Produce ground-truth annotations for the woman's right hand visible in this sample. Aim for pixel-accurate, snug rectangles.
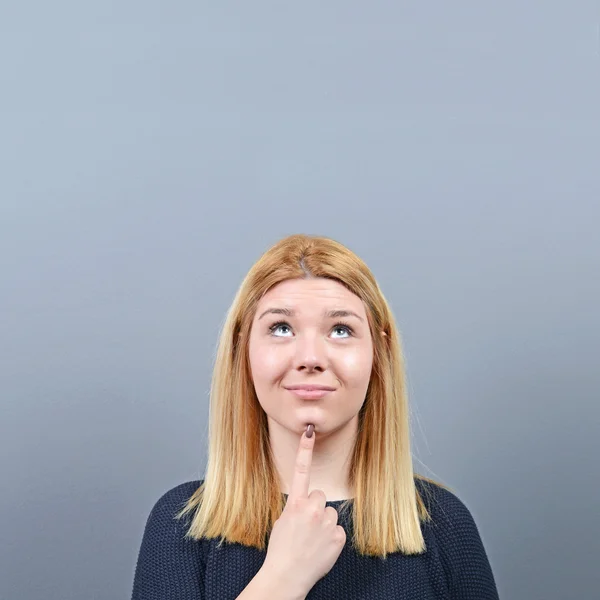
[261,424,347,597]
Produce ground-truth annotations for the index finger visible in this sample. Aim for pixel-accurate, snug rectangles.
[288,424,315,502]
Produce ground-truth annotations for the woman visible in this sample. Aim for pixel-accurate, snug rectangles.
[131,234,500,599]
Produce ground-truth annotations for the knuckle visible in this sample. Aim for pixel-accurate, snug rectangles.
[325,506,339,521]
[290,497,305,511]
[309,489,326,501]
[295,461,310,474]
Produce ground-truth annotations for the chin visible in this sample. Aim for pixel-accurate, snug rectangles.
[292,419,320,433]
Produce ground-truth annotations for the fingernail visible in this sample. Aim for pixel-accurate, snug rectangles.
[306,424,314,438]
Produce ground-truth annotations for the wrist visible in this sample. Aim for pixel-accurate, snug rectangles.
[254,566,307,600]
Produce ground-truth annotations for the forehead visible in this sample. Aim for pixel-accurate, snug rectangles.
[256,277,365,313]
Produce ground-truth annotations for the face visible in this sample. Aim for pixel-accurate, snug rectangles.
[248,277,374,437]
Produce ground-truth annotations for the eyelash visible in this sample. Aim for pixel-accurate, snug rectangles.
[268,320,354,337]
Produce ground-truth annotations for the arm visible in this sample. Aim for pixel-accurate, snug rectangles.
[434,488,500,600]
[131,483,205,600]
[131,483,305,600]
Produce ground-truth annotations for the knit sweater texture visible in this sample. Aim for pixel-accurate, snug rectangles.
[131,477,499,599]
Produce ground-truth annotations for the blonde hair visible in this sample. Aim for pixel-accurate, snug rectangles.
[176,233,447,557]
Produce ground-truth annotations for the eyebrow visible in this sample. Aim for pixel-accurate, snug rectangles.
[257,307,364,322]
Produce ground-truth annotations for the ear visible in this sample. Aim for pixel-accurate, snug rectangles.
[381,330,388,337]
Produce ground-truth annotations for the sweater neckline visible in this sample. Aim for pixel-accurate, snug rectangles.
[282,493,353,505]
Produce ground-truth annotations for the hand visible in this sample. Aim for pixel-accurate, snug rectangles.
[261,424,347,597]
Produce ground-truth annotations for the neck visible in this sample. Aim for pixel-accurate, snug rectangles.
[268,416,358,501]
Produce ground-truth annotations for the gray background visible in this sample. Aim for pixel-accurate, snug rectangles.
[1,2,599,599]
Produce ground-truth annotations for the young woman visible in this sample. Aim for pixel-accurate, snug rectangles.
[131,234,500,599]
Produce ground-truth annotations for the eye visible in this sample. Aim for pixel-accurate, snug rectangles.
[269,321,293,337]
[268,321,354,339]
[330,322,353,339]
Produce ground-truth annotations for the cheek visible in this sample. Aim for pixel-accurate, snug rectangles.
[249,340,288,384]
[337,346,373,387]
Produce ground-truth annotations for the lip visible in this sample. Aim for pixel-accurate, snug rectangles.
[286,389,333,399]
[284,384,336,400]
[284,384,336,391]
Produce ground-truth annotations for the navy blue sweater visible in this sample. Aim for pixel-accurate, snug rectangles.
[131,478,499,599]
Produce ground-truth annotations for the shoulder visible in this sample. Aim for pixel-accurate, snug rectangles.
[140,479,205,546]
[414,476,476,531]
[131,480,206,598]
[414,476,499,597]
[414,476,488,561]
[148,480,204,520]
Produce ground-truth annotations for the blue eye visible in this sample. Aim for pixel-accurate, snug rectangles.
[331,323,353,338]
[268,321,354,338]
[269,322,293,337]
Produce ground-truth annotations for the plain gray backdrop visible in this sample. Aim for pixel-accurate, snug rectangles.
[1,2,599,599]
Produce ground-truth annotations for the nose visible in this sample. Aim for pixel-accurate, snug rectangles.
[293,332,326,373]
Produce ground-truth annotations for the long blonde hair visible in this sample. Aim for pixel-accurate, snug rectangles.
[177,234,446,557]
